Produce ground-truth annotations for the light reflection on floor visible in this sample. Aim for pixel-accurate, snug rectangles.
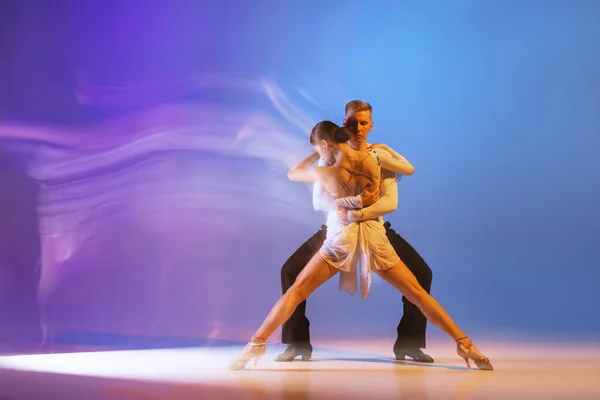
[1,339,599,399]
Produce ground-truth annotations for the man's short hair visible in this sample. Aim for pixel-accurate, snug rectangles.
[345,100,372,115]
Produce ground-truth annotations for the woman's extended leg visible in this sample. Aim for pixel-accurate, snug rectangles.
[374,261,493,370]
[230,253,339,369]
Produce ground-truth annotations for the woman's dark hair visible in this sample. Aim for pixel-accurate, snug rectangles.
[309,120,354,145]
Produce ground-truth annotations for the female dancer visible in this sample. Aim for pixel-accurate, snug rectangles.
[230,121,493,370]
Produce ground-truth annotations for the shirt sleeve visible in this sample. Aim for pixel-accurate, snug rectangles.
[372,148,412,175]
[336,195,362,209]
[312,158,337,212]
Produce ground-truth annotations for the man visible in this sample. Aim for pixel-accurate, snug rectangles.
[276,100,434,363]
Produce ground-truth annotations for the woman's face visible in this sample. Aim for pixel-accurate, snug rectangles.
[313,139,336,164]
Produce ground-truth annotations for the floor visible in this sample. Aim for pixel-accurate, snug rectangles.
[1,339,599,400]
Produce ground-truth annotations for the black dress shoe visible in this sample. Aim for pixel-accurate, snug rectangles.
[274,344,312,362]
[395,348,434,363]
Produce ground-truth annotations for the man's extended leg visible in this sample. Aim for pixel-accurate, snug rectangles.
[385,222,434,363]
[276,225,327,361]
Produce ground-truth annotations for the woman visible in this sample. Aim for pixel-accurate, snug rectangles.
[230,121,493,371]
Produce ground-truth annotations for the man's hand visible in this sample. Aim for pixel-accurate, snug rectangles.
[337,186,380,222]
[358,185,380,207]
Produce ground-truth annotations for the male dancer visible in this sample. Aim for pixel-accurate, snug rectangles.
[276,100,434,363]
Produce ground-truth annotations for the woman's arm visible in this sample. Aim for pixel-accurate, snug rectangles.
[312,158,337,212]
[287,152,323,183]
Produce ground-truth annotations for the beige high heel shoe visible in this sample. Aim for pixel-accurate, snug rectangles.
[456,336,494,370]
[229,337,266,370]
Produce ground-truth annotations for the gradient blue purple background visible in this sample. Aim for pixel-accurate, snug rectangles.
[1,0,599,353]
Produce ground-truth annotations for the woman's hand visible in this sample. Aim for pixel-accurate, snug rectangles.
[336,207,349,222]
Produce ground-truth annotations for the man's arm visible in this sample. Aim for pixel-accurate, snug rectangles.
[334,146,407,212]
[345,171,399,222]
[313,158,380,212]
[371,146,415,176]
[336,145,410,213]
[313,146,406,212]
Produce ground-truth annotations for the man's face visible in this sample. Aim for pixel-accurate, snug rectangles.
[344,110,373,146]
